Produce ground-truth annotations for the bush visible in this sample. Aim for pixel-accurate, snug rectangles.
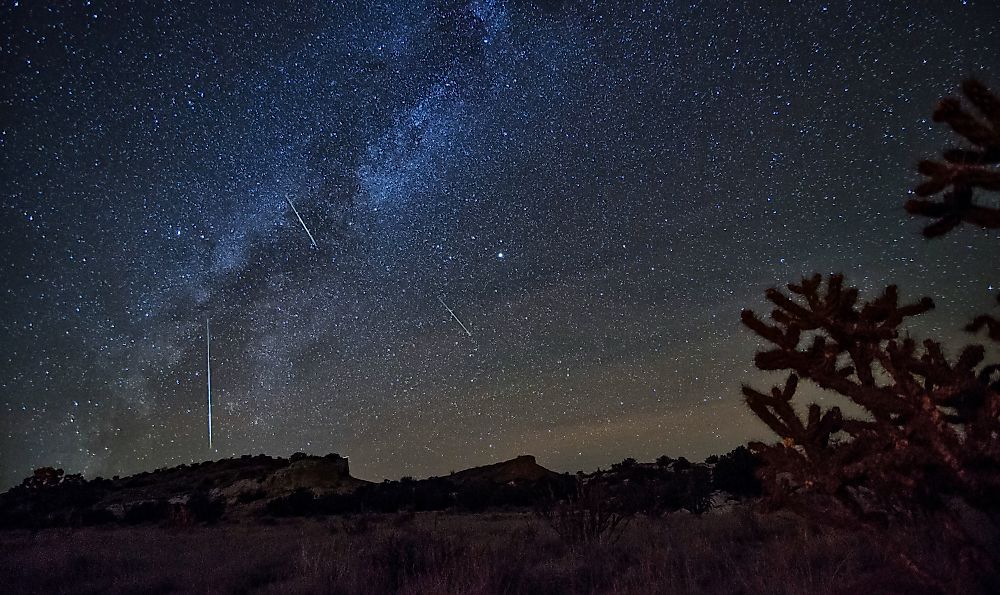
[611,458,637,472]
[711,446,761,498]
[124,500,169,525]
[237,489,267,504]
[188,491,225,524]
[538,478,632,545]
[265,488,316,517]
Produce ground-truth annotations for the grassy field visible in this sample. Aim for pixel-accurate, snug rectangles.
[0,507,955,594]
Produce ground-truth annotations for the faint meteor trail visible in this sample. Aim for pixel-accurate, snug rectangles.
[438,296,473,337]
[285,196,318,248]
[206,318,213,451]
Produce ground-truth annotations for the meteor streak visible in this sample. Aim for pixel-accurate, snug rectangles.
[438,296,473,337]
[206,318,213,451]
[286,196,318,248]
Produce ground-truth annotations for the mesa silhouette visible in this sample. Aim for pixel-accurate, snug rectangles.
[0,449,761,528]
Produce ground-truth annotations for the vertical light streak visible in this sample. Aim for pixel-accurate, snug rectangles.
[206,318,213,451]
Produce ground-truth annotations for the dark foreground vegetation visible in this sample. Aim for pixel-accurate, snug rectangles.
[0,509,963,595]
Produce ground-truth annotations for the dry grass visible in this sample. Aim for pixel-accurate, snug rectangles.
[0,508,945,594]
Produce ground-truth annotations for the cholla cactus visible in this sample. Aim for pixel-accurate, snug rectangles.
[741,274,999,590]
[742,274,998,509]
[907,80,1000,237]
[740,80,1000,592]
[911,80,1000,355]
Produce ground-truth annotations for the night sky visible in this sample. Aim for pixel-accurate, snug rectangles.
[2,1,999,488]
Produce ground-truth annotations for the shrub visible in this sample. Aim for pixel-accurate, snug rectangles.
[265,488,316,517]
[611,457,637,472]
[538,478,632,545]
[188,491,226,524]
[711,446,762,498]
[237,489,267,504]
[124,500,169,525]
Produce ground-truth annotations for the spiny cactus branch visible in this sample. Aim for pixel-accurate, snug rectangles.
[910,80,1000,237]
[743,272,999,511]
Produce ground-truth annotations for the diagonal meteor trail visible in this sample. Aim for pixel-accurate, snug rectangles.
[438,296,473,337]
[285,196,318,248]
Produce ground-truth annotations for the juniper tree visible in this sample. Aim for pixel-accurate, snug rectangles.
[740,80,1000,592]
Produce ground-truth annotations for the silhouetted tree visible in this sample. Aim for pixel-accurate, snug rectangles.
[656,465,712,514]
[611,457,637,472]
[21,467,64,490]
[741,80,1000,593]
[711,446,762,498]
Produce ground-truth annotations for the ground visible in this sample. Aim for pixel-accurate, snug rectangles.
[0,507,956,594]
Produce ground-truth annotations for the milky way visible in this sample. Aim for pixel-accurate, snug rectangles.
[2,1,999,487]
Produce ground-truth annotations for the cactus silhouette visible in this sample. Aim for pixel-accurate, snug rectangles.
[908,80,1000,237]
[742,80,1000,593]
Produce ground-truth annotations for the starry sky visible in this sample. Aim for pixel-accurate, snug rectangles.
[2,1,999,488]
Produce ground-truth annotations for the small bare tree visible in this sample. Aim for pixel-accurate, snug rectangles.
[539,477,631,545]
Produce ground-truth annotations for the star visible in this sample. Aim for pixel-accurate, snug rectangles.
[0,0,997,486]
